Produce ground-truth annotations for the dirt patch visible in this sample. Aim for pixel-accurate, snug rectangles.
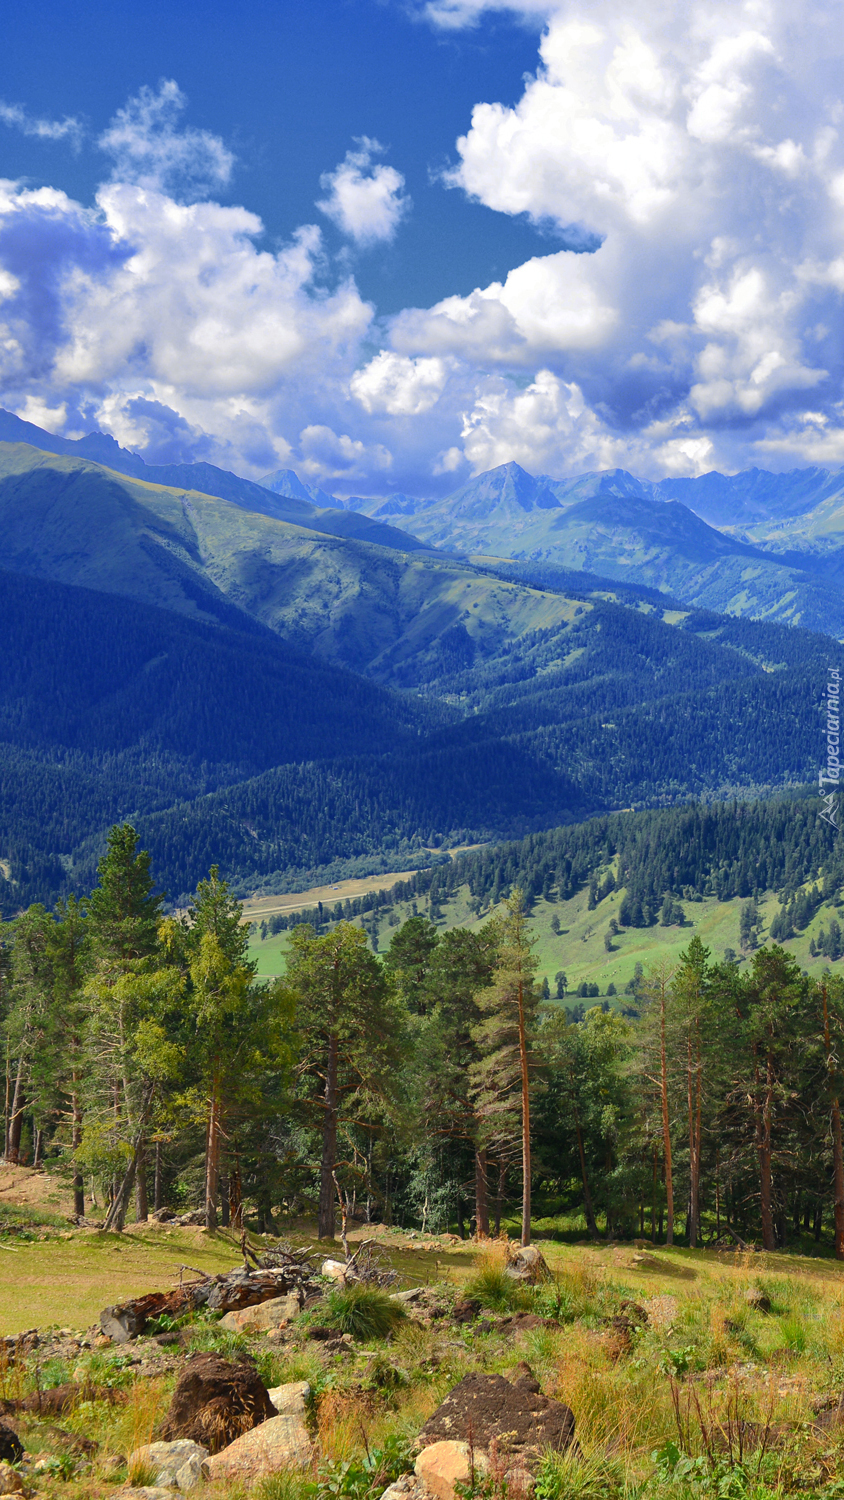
[0,1166,72,1217]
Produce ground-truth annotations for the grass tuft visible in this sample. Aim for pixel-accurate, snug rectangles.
[321,1283,408,1340]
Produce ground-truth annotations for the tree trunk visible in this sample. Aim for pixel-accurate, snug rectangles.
[318,1032,339,1239]
[154,1139,163,1212]
[3,1040,10,1162]
[494,1159,506,1235]
[659,974,674,1245]
[7,1066,25,1165]
[755,1041,776,1252]
[205,1087,220,1232]
[230,1154,243,1229]
[516,973,532,1246]
[104,1086,155,1233]
[822,985,844,1259]
[71,1078,85,1218]
[220,1176,230,1227]
[33,1126,43,1170]
[574,1109,599,1239]
[135,1140,148,1222]
[474,1146,489,1237]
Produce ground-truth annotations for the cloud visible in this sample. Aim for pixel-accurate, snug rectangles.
[7,16,844,497]
[317,138,410,246]
[351,352,449,414]
[0,101,83,150]
[411,0,553,27]
[459,368,623,474]
[98,80,235,198]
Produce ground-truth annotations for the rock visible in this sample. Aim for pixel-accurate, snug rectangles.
[0,1463,31,1497]
[0,1425,22,1465]
[117,1490,175,1499]
[378,1478,427,1500]
[101,1305,145,1343]
[321,1258,350,1282]
[267,1381,310,1416]
[451,1298,482,1324]
[127,1440,208,1491]
[218,1292,301,1333]
[202,1413,313,1481]
[506,1245,550,1284]
[744,1288,772,1314]
[415,1441,490,1500]
[496,1313,560,1337]
[419,1372,575,1467]
[390,1288,424,1305]
[159,1353,275,1453]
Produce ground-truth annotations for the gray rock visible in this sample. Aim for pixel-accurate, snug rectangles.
[127,1440,208,1492]
[100,1306,143,1343]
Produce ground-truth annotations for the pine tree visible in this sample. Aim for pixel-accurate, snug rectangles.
[283,922,403,1240]
[470,890,539,1246]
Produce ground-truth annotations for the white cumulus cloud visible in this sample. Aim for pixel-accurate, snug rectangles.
[317,138,410,246]
[98,80,235,198]
[351,352,449,414]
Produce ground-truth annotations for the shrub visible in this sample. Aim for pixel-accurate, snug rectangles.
[320,1283,407,1341]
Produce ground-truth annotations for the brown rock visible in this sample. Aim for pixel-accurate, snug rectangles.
[159,1353,274,1454]
[497,1313,560,1338]
[0,1462,31,1497]
[419,1372,575,1466]
[744,1288,772,1314]
[202,1413,313,1481]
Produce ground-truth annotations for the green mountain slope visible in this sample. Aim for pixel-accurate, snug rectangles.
[0,443,580,687]
[369,461,844,637]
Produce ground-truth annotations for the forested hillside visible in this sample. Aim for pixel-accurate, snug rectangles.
[4,821,844,1260]
[1,430,843,913]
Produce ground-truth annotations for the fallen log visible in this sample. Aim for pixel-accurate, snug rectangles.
[100,1246,320,1341]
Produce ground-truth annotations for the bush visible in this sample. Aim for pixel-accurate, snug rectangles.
[465,1256,532,1314]
[320,1282,407,1340]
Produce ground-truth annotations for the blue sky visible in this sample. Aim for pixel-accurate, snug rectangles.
[2,0,844,495]
[3,0,557,314]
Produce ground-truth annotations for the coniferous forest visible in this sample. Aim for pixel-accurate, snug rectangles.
[5,818,844,1257]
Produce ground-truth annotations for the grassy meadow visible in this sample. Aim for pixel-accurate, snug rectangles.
[6,1208,844,1499]
[248,870,844,996]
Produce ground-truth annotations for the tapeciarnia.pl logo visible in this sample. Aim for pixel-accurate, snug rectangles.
[821,667,841,828]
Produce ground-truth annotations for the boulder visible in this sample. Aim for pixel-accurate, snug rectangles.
[505,1246,550,1284]
[419,1372,575,1467]
[202,1413,313,1482]
[159,1353,275,1453]
[218,1292,301,1334]
[267,1381,310,1416]
[0,1463,31,1497]
[415,1441,489,1500]
[127,1439,208,1491]
[0,1424,22,1465]
[100,1306,145,1344]
[321,1259,350,1283]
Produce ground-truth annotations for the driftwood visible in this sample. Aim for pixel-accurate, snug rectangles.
[100,1244,320,1342]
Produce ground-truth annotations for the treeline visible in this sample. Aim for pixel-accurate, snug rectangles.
[382,793,844,928]
[4,823,844,1255]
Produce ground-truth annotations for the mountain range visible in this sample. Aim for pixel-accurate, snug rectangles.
[2,408,843,914]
